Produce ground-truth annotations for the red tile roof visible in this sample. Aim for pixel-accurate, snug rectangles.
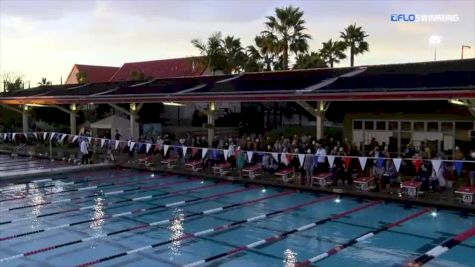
[65,64,120,84]
[109,57,207,82]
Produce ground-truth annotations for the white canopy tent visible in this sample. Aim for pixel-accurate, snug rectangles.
[90,115,138,140]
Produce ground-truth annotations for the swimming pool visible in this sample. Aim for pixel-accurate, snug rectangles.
[0,168,474,267]
[0,154,70,174]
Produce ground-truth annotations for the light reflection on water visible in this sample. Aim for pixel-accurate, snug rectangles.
[283,249,297,267]
[168,208,185,259]
[90,194,105,249]
[29,184,44,229]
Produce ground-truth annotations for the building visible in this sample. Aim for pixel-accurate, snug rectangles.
[65,64,120,84]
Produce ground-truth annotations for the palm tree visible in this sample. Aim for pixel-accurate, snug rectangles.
[319,39,347,68]
[222,36,247,73]
[263,6,311,70]
[340,23,369,67]
[293,52,327,69]
[37,77,52,86]
[254,33,280,71]
[245,45,264,72]
[191,32,226,74]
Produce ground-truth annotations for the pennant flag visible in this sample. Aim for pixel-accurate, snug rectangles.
[50,132,55,141]
[224,149,229,161]
[129,142,135,151]
[192,148,198,156]
[164,145,169,156]
[202,148,208,159]
[127,140,131,147]
[246,151,253,162]
[43,132,47,140]
[115,140,120,150]
[182,146,188,158]
[72,135,79,143]
[327,155,335,168]
[23,133,27,139]
[271,152,279,162]
[12,133,16,139]
[358,157,368,170]
[343,157,352,168]
[412,159,422,172]
[431,159,442,176]
[298,154,305,167]
[393,158,402,172]
[100,139,106,148]
[146,143,152,153]
[87,137,92,143]
[281,153,289,166]
[454,161,463,175]
[33,132,37,139]
[61,134,67,142]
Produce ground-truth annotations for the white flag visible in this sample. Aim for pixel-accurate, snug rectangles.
[50,132,55,141]
[72,135,79,143]
[33,132,38,139]
[182,146,188,158]
[87,137,92,143]
[61,134,67,142]
[100,139,106,148]
[43,132,47,140]
[246,151,253,162]
[393,158,402,172]
[298,154,305,167]
[327,155,335,168]
[271,152,279,162]
[12,133,16,139]
[202,148,208,159]
[358,157,368,170]
[224,149,229,161]
[431,159,442,176]
[164,144,169,155]
[115,140,120,150]
[129,142,135,151]
[146,143,152,153]
[24,133,28,138]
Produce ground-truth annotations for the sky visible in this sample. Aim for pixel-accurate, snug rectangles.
[0,0,474,87]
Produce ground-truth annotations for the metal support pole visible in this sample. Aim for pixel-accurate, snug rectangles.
[22,106,29,133]
[207,102,216,146]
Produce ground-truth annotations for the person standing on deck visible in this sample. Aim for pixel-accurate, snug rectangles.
[80,138,89,165]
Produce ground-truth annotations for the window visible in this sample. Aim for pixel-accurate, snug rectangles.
[427,122,439,131]
[376,121,386,130]
[456,121,474,130]
[353,120,363,130]
[441,122,453,132]
[414,122,424,131]
[364,121,374,130]
[388,121,398,131]
[401,121,411,131]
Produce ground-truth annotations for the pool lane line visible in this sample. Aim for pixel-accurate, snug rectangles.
[0,174,183,213]
[180,200,380,267]
[295,207,433,266]
[0,169,128,193]
[0,172,175,203]
[0,179,235,241]
[406,226,475,267]
[72,193,336,267]
[0,170,152,200]
[0,186,264,262]
[0,170,134,196]
[0,171,158,203]
[0,173,175,212]
[0,177,210,225]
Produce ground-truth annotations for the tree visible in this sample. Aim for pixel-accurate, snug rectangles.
[1,72,24,93]
[340,23,369,67]
[37,77,52,86]
[221,35,247,73]
[244,45,264,72]
[319,39,347,68]
[293,52,327,69]
[254,33,280,71]
[191,32,227,74]
[263,5,311,70]
[76,71,88,83]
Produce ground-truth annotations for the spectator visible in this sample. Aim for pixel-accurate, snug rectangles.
[80,138,90,165]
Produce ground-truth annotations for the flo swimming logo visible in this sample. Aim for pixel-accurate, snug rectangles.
[391,14,459,22]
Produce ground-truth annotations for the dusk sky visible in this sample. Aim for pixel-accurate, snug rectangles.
[0,0,474,86]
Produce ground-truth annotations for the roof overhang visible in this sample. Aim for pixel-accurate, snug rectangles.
[1,88,473,105]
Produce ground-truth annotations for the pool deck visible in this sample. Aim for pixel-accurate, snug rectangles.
[118,162,475,213]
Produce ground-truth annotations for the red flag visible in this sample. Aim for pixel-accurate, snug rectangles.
[343,157,352,167]
[412,159,422,172]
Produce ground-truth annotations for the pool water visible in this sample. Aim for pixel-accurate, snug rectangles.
[0,168,474,267]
